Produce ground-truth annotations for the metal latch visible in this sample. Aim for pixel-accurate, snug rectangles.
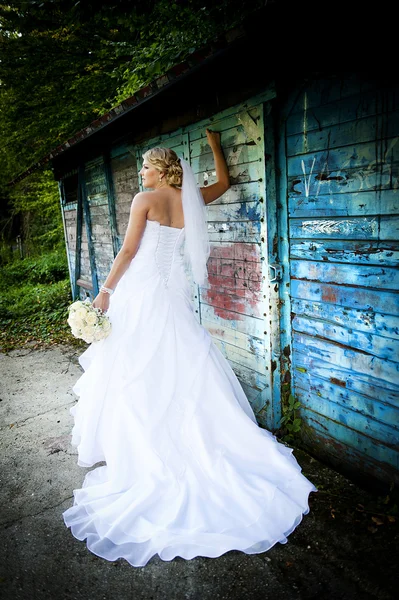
[269,264,283,282]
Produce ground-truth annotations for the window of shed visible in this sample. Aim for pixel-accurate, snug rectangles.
[63,173,79,204]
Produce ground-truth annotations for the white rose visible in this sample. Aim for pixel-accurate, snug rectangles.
[69,301,82,311]
[75,308,88,321]
[80,324,92,337]
[86,312,97,325]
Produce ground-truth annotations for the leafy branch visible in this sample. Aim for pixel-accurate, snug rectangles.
[278,393,302,443]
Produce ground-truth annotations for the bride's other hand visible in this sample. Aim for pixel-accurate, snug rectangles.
[93,291,110,313]
[205,128,221,148]
[200,128,230,205]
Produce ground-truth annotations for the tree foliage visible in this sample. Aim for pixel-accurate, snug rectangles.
[0,0,264,255]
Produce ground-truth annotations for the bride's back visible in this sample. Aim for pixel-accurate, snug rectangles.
[147,187,184,229]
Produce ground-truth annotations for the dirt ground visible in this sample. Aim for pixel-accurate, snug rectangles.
[0,344,397,600]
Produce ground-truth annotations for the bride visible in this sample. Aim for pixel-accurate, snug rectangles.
[63,128,317,567]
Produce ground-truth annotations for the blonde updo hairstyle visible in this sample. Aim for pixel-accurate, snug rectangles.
[142,147,183,188]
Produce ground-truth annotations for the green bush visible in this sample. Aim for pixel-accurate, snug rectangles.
[0,250,82,351]
[0,279,71,319]
[0,250,69,286]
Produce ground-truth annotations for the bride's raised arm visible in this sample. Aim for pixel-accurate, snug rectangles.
[200,128,230,205]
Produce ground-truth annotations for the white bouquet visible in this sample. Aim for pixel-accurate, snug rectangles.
[67,298,111,343]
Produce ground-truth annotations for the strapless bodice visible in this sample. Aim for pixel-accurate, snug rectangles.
[132,219,186,287]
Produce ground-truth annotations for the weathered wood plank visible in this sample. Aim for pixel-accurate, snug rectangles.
[115,203,132,218]
[207,255,262,282]
[190,145,260,173]
[205,182,262,206]
[200,287,262,319]
[289,215,398,240]
[221,354,270,393]
[289,76,375,114]
[294,370,399,430]
[288,161,399,197]
[292,298,399,340]
[291,280,399,316]
[287,111,399,156]
[197,160,262,187]
[64,208,77,221]
[210,241,261,262]
[189,104,264,144]
[190,127,264,162]
[207,219,262,243]
[112,170,138,191]
[239,380,269,416]
[86,184,107,200]
[200,303,265,338]
[87,195,108,207]
[293,353,399,407]
[288,138,399,178]
[188,87,275,140]
[138,133,185,153]
[207,201,262,222]
[292,314,399,361]
[91,223,114,238]
[90,213,111,228]
[298,387,398,447]
[291,260,399,289]
[289,190,399,218]
[204,276,262,298]
[203,318,265,356]
[299,405,399,469]
[287,87,398,136]
[293,333,398,387]
[91,244,114,264]
[290,240,399,266]
[289,188,399,218]
[109,144,135,160]
[87,204,110,218]
[212,336,266,375]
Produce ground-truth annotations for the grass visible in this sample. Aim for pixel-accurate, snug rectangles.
[0,250,87,352]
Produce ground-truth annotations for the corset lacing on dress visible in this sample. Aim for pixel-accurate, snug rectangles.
[153,224,185,287]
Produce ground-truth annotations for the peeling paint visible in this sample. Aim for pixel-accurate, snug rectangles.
[300,218,378,237]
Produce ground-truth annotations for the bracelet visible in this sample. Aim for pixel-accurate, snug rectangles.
[100,285,114,295]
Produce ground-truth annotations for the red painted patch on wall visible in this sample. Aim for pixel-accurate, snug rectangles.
[322,286,337,304]
[204,243,262,320]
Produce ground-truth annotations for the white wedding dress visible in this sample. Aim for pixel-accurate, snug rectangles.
[63,218,317,566]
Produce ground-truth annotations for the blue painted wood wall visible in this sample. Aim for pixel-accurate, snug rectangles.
[283,76,399,484]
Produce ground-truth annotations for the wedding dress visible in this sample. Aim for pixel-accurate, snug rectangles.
[63,218,317,566]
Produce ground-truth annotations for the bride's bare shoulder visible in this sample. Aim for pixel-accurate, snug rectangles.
[131,190,154,204]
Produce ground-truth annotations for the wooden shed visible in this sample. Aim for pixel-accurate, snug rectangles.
[13,10,399,488]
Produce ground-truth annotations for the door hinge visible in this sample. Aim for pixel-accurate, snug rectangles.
[269,264,282,282]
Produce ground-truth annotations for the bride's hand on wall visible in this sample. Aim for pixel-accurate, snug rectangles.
[93,292,110,313]
[205,128,221,149]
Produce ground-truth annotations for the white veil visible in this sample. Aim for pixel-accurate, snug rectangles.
[179,157,210,286]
